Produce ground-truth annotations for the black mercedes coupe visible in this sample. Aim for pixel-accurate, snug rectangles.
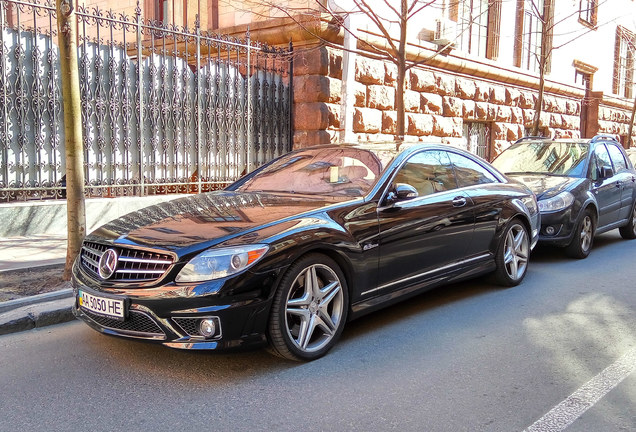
[72,142,539,361]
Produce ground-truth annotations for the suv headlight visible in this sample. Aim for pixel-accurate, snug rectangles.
[176,245,269,283]
[538,191,574,213]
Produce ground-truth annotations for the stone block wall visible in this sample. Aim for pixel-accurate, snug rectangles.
[597,105,633,139]
[292,46,585,157]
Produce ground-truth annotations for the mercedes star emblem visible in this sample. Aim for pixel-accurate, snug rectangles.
[98,248,118,280]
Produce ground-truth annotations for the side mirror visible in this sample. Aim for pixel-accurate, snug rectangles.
[394,183,419,200]
[598,165,614,179]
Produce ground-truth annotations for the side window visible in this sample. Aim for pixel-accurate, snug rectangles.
[591,145,612,180]
[393,151,457,197]
[606,144,628,173]
[447,152,498,187]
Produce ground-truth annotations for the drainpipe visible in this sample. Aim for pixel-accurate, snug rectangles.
[328,0,359,143]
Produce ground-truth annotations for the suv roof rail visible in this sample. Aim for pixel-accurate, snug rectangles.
[514,136,545,144]
[590,134,618,143]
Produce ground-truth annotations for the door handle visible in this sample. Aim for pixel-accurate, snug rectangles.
[616,181,621,188]
[452,196,467,207]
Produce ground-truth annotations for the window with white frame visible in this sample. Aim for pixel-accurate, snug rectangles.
[614,27,635,99]
[515,0,553,73]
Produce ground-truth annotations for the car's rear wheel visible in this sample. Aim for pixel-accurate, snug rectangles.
[268,254,349,361]
[566,209,595,259]
[493,219,529,287]
[619,202,636,239]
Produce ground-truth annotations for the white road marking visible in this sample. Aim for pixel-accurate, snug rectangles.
[524,348,636,432]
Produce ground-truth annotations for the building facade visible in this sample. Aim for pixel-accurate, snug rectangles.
[216,0,636,159]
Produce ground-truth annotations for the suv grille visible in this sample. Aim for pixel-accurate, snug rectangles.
[81,241,174,283]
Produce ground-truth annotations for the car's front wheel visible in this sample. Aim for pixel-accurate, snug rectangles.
[619,202,636,239]
[566,209,595,259]
[268,254,349,361]
[493,219,529,287]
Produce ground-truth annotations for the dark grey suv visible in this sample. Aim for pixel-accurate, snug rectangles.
[492,135,636,258]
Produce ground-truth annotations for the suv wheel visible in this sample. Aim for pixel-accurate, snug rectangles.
[566,209,595,259]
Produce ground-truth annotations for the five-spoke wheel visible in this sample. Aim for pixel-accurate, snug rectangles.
[494,220,529,287]
[268,254,348,361]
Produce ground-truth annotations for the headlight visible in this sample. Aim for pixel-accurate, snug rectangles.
[521,195,539,215]
[538,191,574,213]
[175,244,269,283]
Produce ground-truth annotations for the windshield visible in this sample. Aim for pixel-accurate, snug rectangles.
[492,142,589,177]
[235,147,396,197]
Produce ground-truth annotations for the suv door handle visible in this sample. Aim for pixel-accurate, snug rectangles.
[452,196,467,207]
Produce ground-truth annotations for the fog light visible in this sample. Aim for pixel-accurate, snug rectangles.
[545,226,555,235]
[199,319,217,338]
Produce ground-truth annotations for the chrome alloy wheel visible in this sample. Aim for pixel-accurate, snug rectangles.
[284,264,345,353]
[503,223,529,282]
[579,215,593,252]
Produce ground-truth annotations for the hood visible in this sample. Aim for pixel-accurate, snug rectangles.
[507,174,582,199]
[86,191,348,255]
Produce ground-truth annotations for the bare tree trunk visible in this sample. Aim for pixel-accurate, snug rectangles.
[532,66,545,136]
[57,0,86,280]
[395,0,408,140]
[531,0,552,137]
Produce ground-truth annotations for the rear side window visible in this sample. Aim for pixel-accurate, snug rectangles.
[448,152,498,187]
[606,144,628,173]
[393,150,457,197]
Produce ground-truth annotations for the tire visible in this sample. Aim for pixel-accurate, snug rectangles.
[619,202,636,239]
[493,219,530,287]
[267,254,349,361]
[565,209,595,259]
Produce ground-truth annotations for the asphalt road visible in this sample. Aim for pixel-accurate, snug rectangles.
[1,231,636,432]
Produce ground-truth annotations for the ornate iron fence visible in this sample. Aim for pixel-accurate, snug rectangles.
[0,0,293,201]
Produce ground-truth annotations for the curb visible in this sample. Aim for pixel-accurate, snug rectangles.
[0,288,74,314]
[0,292,75,336]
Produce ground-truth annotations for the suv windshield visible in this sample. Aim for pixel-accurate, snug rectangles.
[493,142,589,177]
[235,147,394,196]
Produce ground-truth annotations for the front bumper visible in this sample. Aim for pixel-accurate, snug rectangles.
[72,265,278,351]
[536,208,576,247]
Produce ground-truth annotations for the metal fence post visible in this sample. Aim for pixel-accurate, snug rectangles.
[0,1,9,191]
[246,28,252,173]
[196,15,202,194]
[136,1,144,196]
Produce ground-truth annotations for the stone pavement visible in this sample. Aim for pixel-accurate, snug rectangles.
[0,236,74,335]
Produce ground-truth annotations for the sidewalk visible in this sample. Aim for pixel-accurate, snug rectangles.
[0,236,75,335]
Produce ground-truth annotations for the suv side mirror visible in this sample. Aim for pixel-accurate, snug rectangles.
[598,165,614,179]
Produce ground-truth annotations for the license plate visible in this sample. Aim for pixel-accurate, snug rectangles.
[78,290,125,321]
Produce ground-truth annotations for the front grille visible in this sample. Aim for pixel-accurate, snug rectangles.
[81,241,174,283]
[83,309,166,338]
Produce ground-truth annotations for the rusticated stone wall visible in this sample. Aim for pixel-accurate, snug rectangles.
[292,45,588,158]
[597,104,634,138]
